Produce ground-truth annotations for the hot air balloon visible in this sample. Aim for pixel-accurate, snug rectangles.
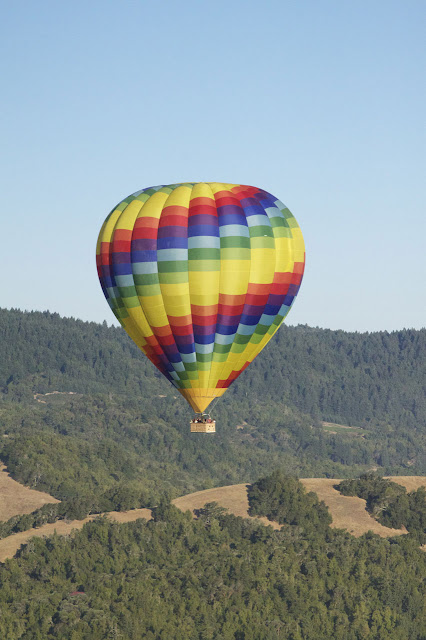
[96,183,305,432]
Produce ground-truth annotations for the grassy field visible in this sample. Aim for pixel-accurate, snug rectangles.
[321,421,365,436]
[0,473,425,563]
[0,508,152,563]
[172,484,281,530]
[0,464,58,521]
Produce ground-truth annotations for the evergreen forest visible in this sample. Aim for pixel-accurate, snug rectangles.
[0,308,425,639]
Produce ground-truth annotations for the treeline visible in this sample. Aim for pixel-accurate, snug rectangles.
[0,473,425,639]
[248,470,332,533]
[337,474,426,543]
[0,484,153,540]
[0,308,424,504]
[1,309,424,434]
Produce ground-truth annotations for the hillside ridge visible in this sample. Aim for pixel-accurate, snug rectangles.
[1,476,425,562]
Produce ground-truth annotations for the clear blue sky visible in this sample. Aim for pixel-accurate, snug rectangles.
[1,1,425,332]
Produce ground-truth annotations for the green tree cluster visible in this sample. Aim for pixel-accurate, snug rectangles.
[337,474,426,542]
[0,474,424,639]
[248,470,332,533]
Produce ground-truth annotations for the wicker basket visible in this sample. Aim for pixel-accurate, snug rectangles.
[190,420,216,433]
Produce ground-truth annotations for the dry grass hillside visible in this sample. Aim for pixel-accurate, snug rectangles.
[0,508,152,563]
[0,474,424,563]
[0,464,58,521]
[172,484,281,530]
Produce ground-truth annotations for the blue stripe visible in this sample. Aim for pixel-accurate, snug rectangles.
[188,236,220,249]
[263,303,281,316]
[113,263,133,275]
[214,333,235,345]
[157,236,188,250]
[115,274,134,287]
[236,324,255,336]
[258,313,276,326]
[175,342,195,354]
[217,213,247,226]
[180,352,197,363]
[216,323,239,335]
[218,224,249,237]
[246,214,269,227]
[193,333,216,345]
[188,224,220,237]
[131,250,157,262]
[195,343,214,354]
[239,313,262,326]
[132,261,158,274]
[157,248,187,261]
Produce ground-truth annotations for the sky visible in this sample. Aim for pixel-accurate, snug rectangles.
[1,0,425,332]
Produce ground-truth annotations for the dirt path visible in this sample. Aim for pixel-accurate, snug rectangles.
[0,465,59,521]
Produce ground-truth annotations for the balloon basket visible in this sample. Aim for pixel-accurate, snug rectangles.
[190,414,216,433]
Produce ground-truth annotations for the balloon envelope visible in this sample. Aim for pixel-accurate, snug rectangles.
[96,183,305,413]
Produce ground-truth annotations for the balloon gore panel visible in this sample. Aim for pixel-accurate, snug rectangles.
[96,183,305,413]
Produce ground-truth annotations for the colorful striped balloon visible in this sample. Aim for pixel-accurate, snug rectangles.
[96,183,305,413]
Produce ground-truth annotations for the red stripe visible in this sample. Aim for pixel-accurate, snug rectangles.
[170,324,193,336]
[134,216,159,229]
[114,229,132,241]
[244,292,269,306]
[191,304,218,316]
[100,244,111,265]
[246,283,270,295]
[192,313,217,326]
[152,325,173,337]
[156,333,175,346]
[188,204,217,215]
[271,282,290,296]
[132,226,157,239]
[168,314,192,326]
[291,272,303,286]
[273,272,292,284]
[159,214,188,227]
[218,303,245,316]
[219,293,246,306]
[113,240,131,252]
[189,197,216,207]
[214,194,241,206]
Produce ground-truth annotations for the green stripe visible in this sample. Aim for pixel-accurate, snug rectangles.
[158,272,188,284]
[212,352,228,362]
[220,236,250,249]
[233,333,251,345]
[188,248,220,260]
[135,284,162,296]
[272,227,292,238]
[213,344,232,355]
[250,236,275,249]
[254,324,269,336]
[133,273,159,286]
[121,295,140,308]
[270,217,289,228]
[220,248,250,260]
[249,226,274,238]
[188,260,220,271]
[157,261,188,273]
[117,285,137,298]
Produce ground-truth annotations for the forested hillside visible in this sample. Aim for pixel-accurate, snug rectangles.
[1,475,425,640]
[0,309,425,638]
[2,308,424,430]
[0,308,425,506]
